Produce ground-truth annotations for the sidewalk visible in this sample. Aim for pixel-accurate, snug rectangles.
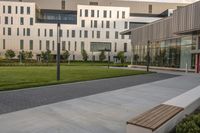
[0,74,199,133]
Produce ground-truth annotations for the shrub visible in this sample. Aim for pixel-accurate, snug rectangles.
[99,51,106,62]
[5,50,15,60]
[81,50,88,61]
[176,113,200,133]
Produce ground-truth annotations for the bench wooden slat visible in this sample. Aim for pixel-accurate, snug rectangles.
[127,104,183,131]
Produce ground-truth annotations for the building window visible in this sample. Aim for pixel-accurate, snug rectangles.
[81,41,85,51]
[38,29,40,36]
[97,10,99,17]
[103,10,107,18]
[81,20,85,27]
[8,6,12,14]
[80,9,82,17]
[68,41,71,51]
[20,40,24,50]
[114,43,117,52]
[5,17,8,24]
[115,32,118,39]
[85,10,88,17]
[101,21,104,28]
[72,30,75,38]
[46,41,50,50]
[15,6,18,14]
[106,31,109,39]
[84,30,88,38]
[79,30,82,38]
[30,18,33,25]
[44,29,47,37]
[39,40,42,50]
[121,35,125,39]
[89,2,98,5]
[3,28,5,35]
[122,11,125,18]
[124,43,127,52]
[27,7,30,14]
[117,11,119,18]
[92,31,94,38]
[8,28,11,36]
[49,29,53,37]
[106,21,110,28]
[149,5,152,13]
[61,0,66,10]
[91,20,93,28]
[23,28,26,36]
[62,41,66,51]
[3,6,5,13]
[124,22,128,29]
[27,28,30,36]
[3,39,6,49]
[11,17,13,25]
[91,10,95,17]
[94,20,97,28]
[17,28,19,36]
[29,40,33,50]
[52,41,55,51]
[109,11,112,18]
[114,21,116,29]
[97,31,100,38]
[67,30,69,37]
[20,17,24,25]
[60,29,63,37]
[74,41,77,51]
[20,6,24,14]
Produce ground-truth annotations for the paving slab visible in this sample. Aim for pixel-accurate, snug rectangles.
[0,74,199,133]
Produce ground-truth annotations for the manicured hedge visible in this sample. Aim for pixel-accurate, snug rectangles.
[176,113,200,133]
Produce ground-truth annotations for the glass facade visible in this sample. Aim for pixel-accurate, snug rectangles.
[37,9,77,24]
[133,35,196,69]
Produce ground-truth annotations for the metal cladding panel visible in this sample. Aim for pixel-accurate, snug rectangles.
[131,1,200,45]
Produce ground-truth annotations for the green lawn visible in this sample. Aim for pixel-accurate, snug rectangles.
[0,65,147,91]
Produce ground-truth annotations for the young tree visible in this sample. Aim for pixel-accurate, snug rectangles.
[117,51,125,64]
[5,50,15,60]
[41,50,52,63]
[133,54,139,64]
[99,50,106,62]
[25,51,33,60]
[18,51,26,63]
[62,50,70,62]
[81,50,88,61]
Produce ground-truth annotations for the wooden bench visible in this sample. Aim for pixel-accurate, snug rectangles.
[127,104,184,133]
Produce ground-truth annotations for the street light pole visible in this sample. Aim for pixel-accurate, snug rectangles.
[147,40,150,72]
[57,23,61,81]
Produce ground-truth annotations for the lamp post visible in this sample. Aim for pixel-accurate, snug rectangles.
[147,40,150,72]
[57,23,61,81]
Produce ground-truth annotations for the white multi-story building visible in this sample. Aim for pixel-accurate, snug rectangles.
[0,0,189,61]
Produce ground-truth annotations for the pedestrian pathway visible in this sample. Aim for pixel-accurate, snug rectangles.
[0,73,176,115]
[0,74,199,133]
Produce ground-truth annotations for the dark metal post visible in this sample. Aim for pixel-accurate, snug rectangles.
[57,23,61,81]
[108,51,110,69]
[147,40,150,72]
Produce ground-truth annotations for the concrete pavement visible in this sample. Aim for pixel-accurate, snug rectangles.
[0,74,199,133]
[0,73,176,115]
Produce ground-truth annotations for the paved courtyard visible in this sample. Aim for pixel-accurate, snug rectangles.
[0,73,199,133]
[0,73,176,114]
